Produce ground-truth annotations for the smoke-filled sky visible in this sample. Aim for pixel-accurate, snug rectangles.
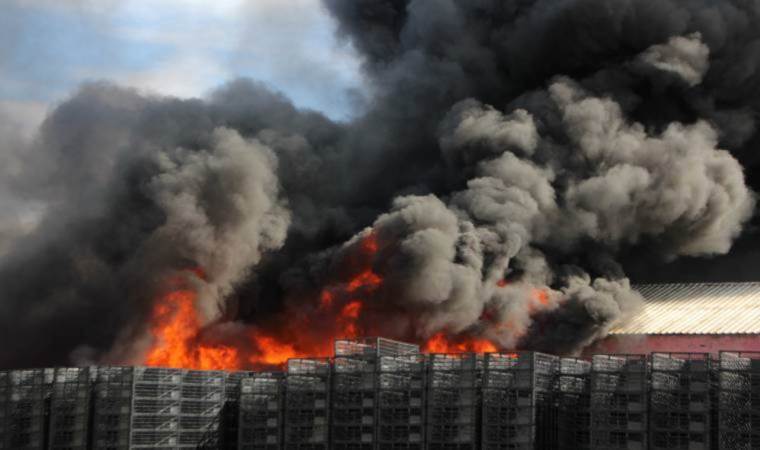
[0,0,362,255]
[2,0,760,369]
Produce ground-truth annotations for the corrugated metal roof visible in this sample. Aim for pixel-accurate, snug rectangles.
[609,282,760,335]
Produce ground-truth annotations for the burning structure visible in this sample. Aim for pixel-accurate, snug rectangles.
[2,337,760,449]
[2,0,760,447]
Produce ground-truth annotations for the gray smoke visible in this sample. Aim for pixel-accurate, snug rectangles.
[0,84,292,367]
[3,0,760,367]
[335,70,751,351]
[636,32,710,87]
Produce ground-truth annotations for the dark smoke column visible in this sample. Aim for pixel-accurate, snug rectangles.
[0,0,758,368]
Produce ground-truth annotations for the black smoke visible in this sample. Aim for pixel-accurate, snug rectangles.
[2,0,760,367]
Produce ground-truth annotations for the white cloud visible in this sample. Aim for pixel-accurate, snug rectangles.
[4,0,365,117]
[98,52,229,99]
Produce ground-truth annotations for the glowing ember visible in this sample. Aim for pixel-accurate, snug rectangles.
[361,232,379,253]
[341,300,362,319]
[339,300,363,337]
[532,288,549,305]
[346,269,382,292]
[320,290,334,309]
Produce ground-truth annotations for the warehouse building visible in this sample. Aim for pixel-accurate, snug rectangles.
[588,282,760,355]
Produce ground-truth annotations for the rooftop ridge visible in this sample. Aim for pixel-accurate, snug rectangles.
[611,282,760,334]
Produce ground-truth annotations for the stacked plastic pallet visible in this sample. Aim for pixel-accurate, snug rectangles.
[331,355,377,449]
[426,353,482,450]
[481,352,559,450]
[557,357,592,450]
[238,372,284,450]
[219,371,253,450]
[91,367,134,450]
[1,368,53,450]
[129,367,226,448]
[376,353,425,450]
[717,352,760,450]
[129,367,182,448]
[0,371,7,450]
[590,355,648,449]
[180,370,225,447]
[48,367,91,449]
[649,353,711,450]
[331,338,421,450]
[334,337,420,360]
[284,358,331,449]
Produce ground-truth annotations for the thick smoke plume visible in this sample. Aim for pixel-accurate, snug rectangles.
[2,0,760,368]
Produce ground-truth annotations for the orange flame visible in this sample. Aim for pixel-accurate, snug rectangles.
[145,286,240,370]
[346,269,382,292]
[250,335,298,366]
[361,232,379,253]
[424,331,498,353]
[142,233,559,370]
[339,300,363,338]
[320,290,334,308]
[533,288,549,305]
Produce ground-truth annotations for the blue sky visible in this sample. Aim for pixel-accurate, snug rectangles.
[0,0,365,131]
[0,0,367,252]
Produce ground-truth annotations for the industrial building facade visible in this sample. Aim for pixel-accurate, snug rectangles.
[589,282,760,355]
[1,337,759,450]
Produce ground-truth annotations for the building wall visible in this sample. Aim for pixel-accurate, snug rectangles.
[586,334,760,356]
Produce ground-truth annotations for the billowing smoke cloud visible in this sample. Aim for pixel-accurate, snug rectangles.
[0,85,292,367]
[635,32,710,87]
[2,0,760,367]
[146,128,289,316]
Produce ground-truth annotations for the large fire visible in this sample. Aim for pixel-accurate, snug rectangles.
[424,332,498,353]
[145,287,240,370]
[248,335,297,366]
[143,233,554,370]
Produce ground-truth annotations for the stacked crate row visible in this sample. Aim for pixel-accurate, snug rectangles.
[48,368,91,450]
[219,371,254,450]
[4,344,760,449]
[129,367,226,449]
[334,337,419,360]
[376,353,425,450]
[649,353,711,450]
[181,370,226,447]
[481,352,559,450]
[129,367,181,448]
[284,358,331,449]
[556,357,591,450]
[91,367,133,450]
[0,371,6,450]
[238,373,284,450]
[590,355,649,449]
[718,351,760,450]
[425,353,482,450]
[331,354,377,449]
[331,338,421,450]
[0,368,53,450]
